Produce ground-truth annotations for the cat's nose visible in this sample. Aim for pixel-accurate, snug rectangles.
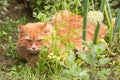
[32,43,36,51]
[32,47,36,51]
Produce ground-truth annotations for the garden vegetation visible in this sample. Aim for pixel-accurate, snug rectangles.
[0,0,120,80]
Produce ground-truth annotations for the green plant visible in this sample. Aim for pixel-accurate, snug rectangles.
[93,0,106,44]
[112,9,120,43]
[22,0,84,21]
[60,53,90,80]
[0,0,9,15]
[78,41,110,80]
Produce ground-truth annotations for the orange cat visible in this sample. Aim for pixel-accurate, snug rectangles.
[17,10,107,66]
[17,22,53,66]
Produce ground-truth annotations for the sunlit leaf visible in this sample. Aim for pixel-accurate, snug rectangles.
[79,70,90,80]
[92,42,106,54]
[99,58,111,65]
[66,54,76,63]
[97,69,110,79]
[80,52,97,64]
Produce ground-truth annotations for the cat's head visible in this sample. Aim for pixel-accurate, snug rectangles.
[17,22,53,54]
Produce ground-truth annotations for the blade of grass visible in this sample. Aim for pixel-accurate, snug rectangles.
[106,0,112,23]
[106,0,114,45]
[104,6,111,28]
[112,9,120,42]
[75,0,79,13]
[91,0,95,10]
[100,0,106,12]
[104,5,113,45]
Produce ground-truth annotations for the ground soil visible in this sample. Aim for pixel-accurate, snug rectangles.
[0,0,28,21]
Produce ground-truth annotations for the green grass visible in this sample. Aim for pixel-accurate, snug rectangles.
[0,0,120,80]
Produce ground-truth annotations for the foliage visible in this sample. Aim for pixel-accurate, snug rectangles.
[112,9,120,43]
[0,0,9,15]
[0,0,9,23]
[0,0,120,80]
[21,0,120,22]
[78,41,110,79]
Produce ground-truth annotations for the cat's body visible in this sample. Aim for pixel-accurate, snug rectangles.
[17,10,107,66]
[51,10,106,49]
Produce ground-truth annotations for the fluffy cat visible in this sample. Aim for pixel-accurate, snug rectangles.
[17,22,53,66]
[17,10,107,66]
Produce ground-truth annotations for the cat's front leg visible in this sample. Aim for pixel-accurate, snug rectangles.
[27,54,39,67]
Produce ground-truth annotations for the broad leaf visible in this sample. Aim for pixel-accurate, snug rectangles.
[99,58,111,65]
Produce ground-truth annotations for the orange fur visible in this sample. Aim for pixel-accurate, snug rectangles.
[51,10,107,49]
[17,10,107,66]
[17,22,53,66]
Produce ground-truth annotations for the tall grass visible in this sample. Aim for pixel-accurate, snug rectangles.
[91,0,95,10]
[112,9,120,43]
[104,0,120,47]
[104,0,113,46]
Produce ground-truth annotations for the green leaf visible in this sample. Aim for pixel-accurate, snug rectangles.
[100,0,106,12]
[99,58,111,65]
[8,36,13,42]
[66,54,76,63]
[1,31,8,35]
[92,42,106,54]
[79,70,90,80]
[36,1,42,5]
[97,69,110,79]
[61,69,69,76]
[61,64,81,78]
[80,52,97,64]
[112,9,120,42]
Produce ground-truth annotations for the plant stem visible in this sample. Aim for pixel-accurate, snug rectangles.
[93,0,106,44]
[82,0,89,41]
[93,23,100,44]
[91,0,95,10]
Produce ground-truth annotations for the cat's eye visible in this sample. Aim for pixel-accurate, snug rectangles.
[44,30,48,33]
[25,39,32,42]
[36,39,43,42]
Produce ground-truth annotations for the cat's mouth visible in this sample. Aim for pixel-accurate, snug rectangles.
[31,50,40,54]
[26,48,40,54]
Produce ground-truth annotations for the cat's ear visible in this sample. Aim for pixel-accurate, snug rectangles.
[45,23,53,29]
[40,22,47,29]
[18,25,25,33]
[42,22,53,29]
[37,22,47,30]
[44,23,53,33]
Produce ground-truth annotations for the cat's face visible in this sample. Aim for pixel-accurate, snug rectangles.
[17,22,53,54]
